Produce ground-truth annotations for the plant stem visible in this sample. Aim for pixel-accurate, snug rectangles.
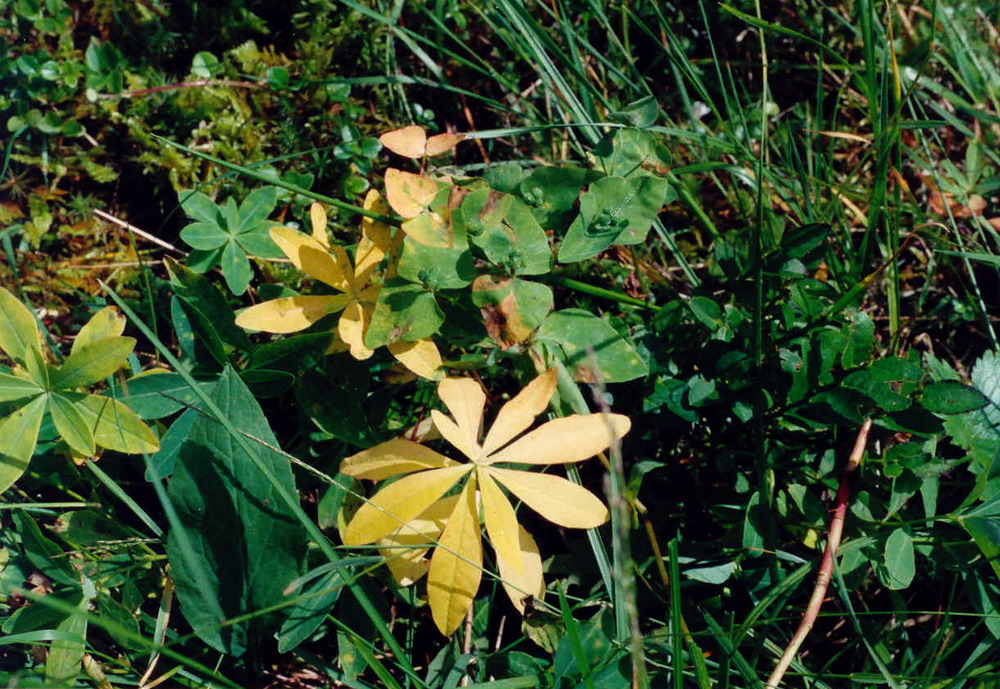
[765,417,872,688]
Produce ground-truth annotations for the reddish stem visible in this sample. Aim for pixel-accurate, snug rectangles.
[766,417,872,688]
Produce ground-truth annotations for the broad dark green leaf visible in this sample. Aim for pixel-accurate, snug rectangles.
[593,128,671,178]
[117,372,216,420]
[248,332,332,372]
[471,276,553,348]
[558,175,668,262]
[166,257,251,350]
[957,495,1000,582]
[296,371,376,447]
[535,309,648,383]
[519,166,597,231]
[167,367,307,656]
[921,380,990,414]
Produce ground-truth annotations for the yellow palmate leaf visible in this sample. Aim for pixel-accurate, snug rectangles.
[356,191,391,282]
[425,132,465,156]
[437,378,485,455]
[380,125,427,158]
[310,203,329,247]
[380,495,456,586]
[71,306,126,356]
[389,338,443,380]
[339,300,374,360]
[481,369,557,456]
[431,410,479,461]
[342,465,472,545]
[485,414,630,466]
[479,468,522,576]
[488,467,609,529]
[270,226,351,291]
[427,476,482,635]
[342,439,458,480]
[384,168,438,219]
[235,295,348,333]
[497,525,544,614]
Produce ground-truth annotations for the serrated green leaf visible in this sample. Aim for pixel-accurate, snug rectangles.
[48,337,134,389]
[0,395,47,493]
[921,380,990,415]
[49,392,96,457]
[0,286,41,364]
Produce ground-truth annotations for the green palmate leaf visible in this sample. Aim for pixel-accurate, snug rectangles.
[0,286,41,364]
[167,367,307,656]
[236,186,278,233]
[472,276,553,349]
[0,395,47,493]
[0,372,43,403]
[396,236,475,290]
[364,283,444,348]
[49,392,96,457]
[180,222,228,250]
[221,240,253,295]
[71,306,126,356]
[179,190,221,225]
[535,309,648,383]
[881,528,916,590]
[558,174,669,263]
[921,380,990,414]
[48,337,134,389]
[77,394,160,454]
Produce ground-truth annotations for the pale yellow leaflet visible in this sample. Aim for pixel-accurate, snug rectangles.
[488,467,609,529]
[427,476,482,635]
[484,413,630,465]
[341,439,458,480]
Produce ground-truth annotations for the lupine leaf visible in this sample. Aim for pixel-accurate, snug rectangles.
[0,286,41,364]
[236,295,348,333]
[341,439,459,480]
[49,392,96,457]
[49,337,134,389]
[481,369,557,455]
[488,467,609,528]
[437,378,485,454]
[78,394,160,454]
[387,338,443,380]
[71,306,126,356]
[0,394,47,492]
[427,476,482,635]
[343,465,472,545]
[485,414,630,465]
[270,226,351,291]
[0,372,43,403]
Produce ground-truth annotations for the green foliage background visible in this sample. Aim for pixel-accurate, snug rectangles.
[2,0,1000,687]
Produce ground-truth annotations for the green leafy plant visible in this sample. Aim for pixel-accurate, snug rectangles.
[0,287,158,492]
[178,186,283,294]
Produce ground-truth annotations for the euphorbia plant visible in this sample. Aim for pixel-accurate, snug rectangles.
[340,368,630,635]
